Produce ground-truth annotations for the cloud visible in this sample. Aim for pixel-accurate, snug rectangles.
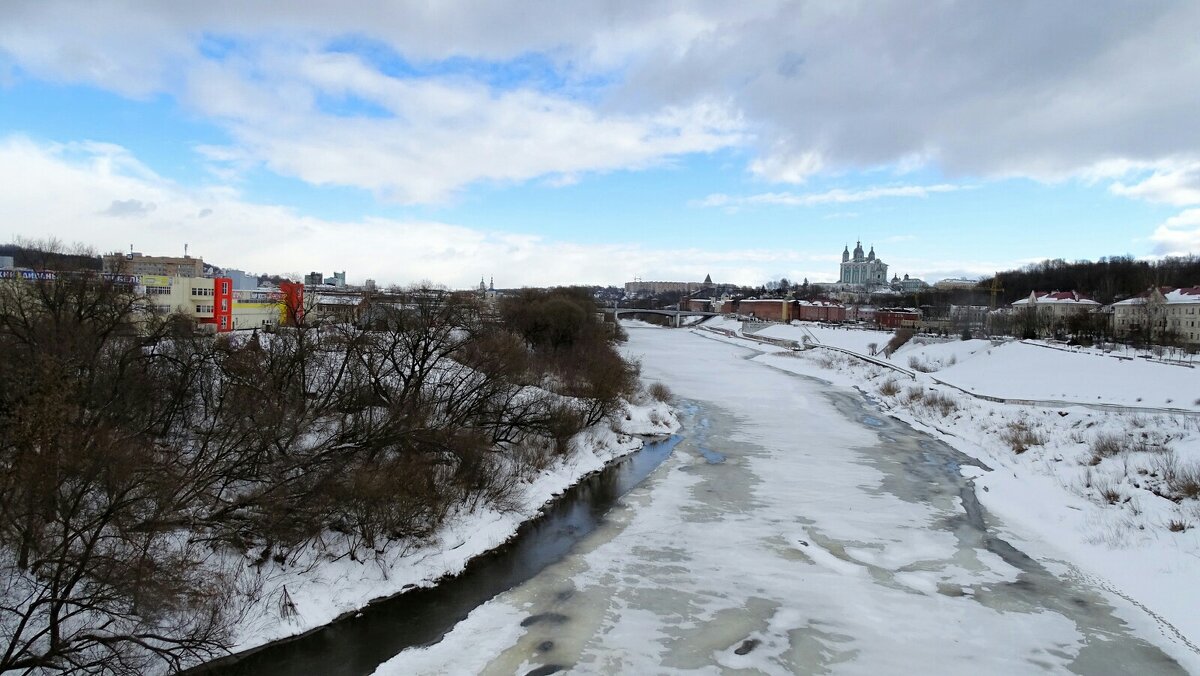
[181,50,743,203]
[1110,163,1200,206]
[0,134,842,287]
[1151,209,1200,255]
[100,198,156,217]
[693,183,965,208]
[2,2,1198,197]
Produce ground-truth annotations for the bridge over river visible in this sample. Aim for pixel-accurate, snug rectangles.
[602,306,719,327]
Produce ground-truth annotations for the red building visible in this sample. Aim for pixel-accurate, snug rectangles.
[739,299,792,322]
[875,307,921,329]
[794,300,847,323]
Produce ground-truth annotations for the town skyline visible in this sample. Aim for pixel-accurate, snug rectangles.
[2,3,1198,287]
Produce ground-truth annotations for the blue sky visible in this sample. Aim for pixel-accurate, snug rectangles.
[1,2,1198,288]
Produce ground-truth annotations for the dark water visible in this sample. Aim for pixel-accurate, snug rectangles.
[193,435,680,676]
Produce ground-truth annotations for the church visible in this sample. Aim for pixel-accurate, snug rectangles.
[838,241,888,287]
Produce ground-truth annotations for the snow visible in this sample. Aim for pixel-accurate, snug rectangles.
[369,323,1200,674]
[709,318,1200,411]
[224,392,679,655]
[933,341,1200,410]
[702,326,1200,661]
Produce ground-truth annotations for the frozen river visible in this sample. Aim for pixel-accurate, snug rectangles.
[373,325,1188,675]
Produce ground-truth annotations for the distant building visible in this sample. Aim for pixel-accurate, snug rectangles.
[222,268,258,290]
[1113,287,1200,345]
[365,279,377,292]
[875,307,921,329]
[1012,290,1100,320]
[934,277,979,290]
[625,275,713,296]
[794,299,847,323]
[949,304,989,329]
[739,299,793,322]
[305,271,324,286]
[137,275,303,332]
[838,242,888,287]
[323,271,346,287]
[891,273,928,293]
[102,251,203,278]
[0,256,13,270]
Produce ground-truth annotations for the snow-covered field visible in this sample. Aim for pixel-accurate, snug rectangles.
[698,318,1200,659]
[370,322,1199,674]
[715,317,1200,411]
[225,393,679,654]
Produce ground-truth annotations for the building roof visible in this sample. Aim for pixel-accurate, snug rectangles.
[1012,291,1099,306]
[1113,286,1200,306]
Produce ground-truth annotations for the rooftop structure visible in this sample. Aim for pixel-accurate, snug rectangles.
[102,251,203,278]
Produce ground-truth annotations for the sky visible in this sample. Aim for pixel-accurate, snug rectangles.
[1,2,1199,289]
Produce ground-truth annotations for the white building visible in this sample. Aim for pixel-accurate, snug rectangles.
[1113,287,1200,344]
[1012,290,1100,322]
[934,277,979,290]
[838,242,888,287]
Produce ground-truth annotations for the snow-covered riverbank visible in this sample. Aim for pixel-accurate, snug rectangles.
[371,322,1195,675]
[222,394,679,656]
[699,317,1200,658]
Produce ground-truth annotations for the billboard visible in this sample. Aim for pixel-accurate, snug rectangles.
[139,274,171,287]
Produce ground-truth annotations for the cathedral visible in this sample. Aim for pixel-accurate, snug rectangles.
[838,241,888,287]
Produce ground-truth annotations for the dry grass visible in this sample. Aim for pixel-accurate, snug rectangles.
[647,381,674,404]
[1159,453,1200,500]
[878,378,901,396]
[1167,519,1191,533]
[1098,484,1123,505]
[907,356,935,373]
[1090,432,1156,460]
[1000,421,1045,454]
[903,386,957,416]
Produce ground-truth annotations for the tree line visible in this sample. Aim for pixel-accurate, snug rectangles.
[0,265,637,673]
[984,255,1200,305]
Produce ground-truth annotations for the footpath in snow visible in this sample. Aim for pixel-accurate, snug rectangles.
[700,317,1200,657]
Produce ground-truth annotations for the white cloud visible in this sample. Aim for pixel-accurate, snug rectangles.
[3,2,1199,197]
[1110,163,1200,206]
[0,135,835,287]
[748,148,824,184]
[179,50,744,203]
[693,183,965,208]
[1151,209,1200,255]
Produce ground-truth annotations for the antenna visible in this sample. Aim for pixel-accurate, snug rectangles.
[184,242,189,258]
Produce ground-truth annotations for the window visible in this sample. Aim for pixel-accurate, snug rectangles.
[221,281,230,294]
[220,317,229,329]
[221,299,229,311]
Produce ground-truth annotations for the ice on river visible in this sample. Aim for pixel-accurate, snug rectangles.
[373,325,1189,675]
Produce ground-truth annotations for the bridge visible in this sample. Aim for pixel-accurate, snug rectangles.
[603,306,720,327]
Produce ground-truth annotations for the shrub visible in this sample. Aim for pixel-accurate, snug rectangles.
[903,387,956,416]
[1098,484,1123,505]
[1000,421,1045,454]
[1090,433,1126,460]
[648,382,674,403]
[907,356,935,373]
[1168,519,1191,533]
[1160,455,1200,500]
[878,378,900,396]
[924,390,958,416]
